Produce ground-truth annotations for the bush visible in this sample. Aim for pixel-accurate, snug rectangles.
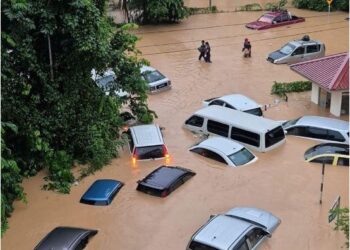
[187,6,218,15]
[330,207,349,247]
[271,80,312,97]
[292,0,349,11]
[239,3,262,11]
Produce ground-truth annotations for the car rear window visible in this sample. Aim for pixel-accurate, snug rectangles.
[135,145,165,160]
[245,108,263,116]
[136,184,164,197]
[143,70,165,83]
[228,148,255,166]
[265,126,285,148]
[189,241,219,250]
[258,15,274,23]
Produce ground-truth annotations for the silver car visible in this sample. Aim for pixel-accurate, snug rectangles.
[189,137,257,167]
[267,36,325,64]
[186,207,281,250]
[282,116,349,144]
[141,65,171,93]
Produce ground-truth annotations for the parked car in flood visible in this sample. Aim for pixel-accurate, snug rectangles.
[136,166,195,197]
[282,116,349,143]
[189,137,257,167]
[246,10,305,30]
[202,94,263,116]
[267,36,325,64]
[141,65,171,93]
[91,69,129,98]
[34,227,97,250]
[304,143,349,166]
[186,207,281,250]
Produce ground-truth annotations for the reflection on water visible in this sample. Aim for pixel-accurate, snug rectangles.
[2,5,349,250]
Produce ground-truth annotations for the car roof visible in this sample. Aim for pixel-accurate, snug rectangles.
[193,106,281,133]
[306,143,349,156]
[80,179,123,204]
[216,94,259,111]
[130,124,164,147]
[265,11,281,17]
[140,65,156,73]
[139,166,192,189]
[193,214,252,249]
[296,116,349,131]
[34,227,97,250]
[193,137,245,156]
[288,39,322,47]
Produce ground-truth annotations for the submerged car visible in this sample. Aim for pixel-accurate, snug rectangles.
[189,137,257,167]
[91,69,129,97]
[282,116,349,144]
[304,143,349,166]
[124,124,170,161]
[34,227,97,250]
[80,179,124,206]
[186,207,281,250]
[202,94,263,116]
[141,66,171,93]
[246,10,305,30]
[136,166,196,197]
[267,36,325,64]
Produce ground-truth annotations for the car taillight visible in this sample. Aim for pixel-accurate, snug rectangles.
[161,190,168,197]
[133,148,138,162]
[162,145,169,158]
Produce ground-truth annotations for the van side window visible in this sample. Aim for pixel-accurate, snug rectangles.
[231,127,260,147]
[307,45,320,53]
[207,120,229,137]
[327,130,345,142]
[306,127,328,140]
[292,47,304,55]
[209,100,225,106]
[185,115,204,127]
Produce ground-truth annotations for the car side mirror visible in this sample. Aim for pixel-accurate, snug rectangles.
[209,214,217,219]
[266,233,272,238]
[272,21,277,24]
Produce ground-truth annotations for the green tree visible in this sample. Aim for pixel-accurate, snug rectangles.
[331,207,349,247]
[1,0,155,234]
[121,0,189,23]
[292,0,349,11]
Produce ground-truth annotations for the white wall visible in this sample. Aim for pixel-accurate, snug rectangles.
[330,91,343,117]
[311,83,319,104]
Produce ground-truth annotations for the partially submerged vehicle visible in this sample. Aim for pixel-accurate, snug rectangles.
[267,35,325,64]
[304,143,349,166]
[91,69,129,98]
[141,65,172,93]
[34,227,97,250]
[246,10,305,30]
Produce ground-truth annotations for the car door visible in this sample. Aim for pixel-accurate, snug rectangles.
[289,46,305,63]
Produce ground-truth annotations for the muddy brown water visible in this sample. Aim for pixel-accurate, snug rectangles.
[2,6,349,250]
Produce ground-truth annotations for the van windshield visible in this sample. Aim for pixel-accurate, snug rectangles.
[265,126,285,148]
[189,241,219,250]
[279,43,296,55]
[228,148,255,166]
[245,107,263,116]
[135,145,165,160]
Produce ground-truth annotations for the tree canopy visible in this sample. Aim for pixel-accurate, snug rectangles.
[1,0,154,235]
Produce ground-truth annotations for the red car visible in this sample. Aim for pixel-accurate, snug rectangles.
[246,10,305,30]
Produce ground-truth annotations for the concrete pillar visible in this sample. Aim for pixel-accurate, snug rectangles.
[330,91,342,117]
[311,83,319,104]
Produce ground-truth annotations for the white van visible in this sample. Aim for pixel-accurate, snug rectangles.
[183,106,286,152]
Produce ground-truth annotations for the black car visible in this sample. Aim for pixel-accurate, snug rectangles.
[136,166,196,197]
[34,227,97,250]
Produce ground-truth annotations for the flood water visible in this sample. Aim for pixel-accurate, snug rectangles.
[2,5,349,250]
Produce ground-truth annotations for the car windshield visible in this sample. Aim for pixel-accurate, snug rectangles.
[189,241,219,250]
[282,117,300,128]
[305,144,349,160]
[265,126,285,148]
[136,145,165,160]
[258,15,274,23]
[245,107,263,116]
[228,148,255,166]
[142,70,165,83]
[96,75,114,89]
[279,43,296,55]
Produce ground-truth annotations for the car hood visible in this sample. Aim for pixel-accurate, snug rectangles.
[268,51,286,60]
[246,21,269,29]
[226,207,281,233]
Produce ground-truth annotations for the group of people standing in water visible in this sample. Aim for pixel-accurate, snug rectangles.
[198,38,252,62]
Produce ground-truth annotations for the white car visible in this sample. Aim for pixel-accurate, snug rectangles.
[202,94,263,116]
[189,137,257,167]
[91,69,129,97]
[141,66,171,94]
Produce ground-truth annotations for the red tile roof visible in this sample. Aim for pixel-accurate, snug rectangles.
[290,52,349,91]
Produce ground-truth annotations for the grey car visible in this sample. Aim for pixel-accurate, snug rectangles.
[186,207,281,250]
[34,227,97,250]
[267,36,325,64]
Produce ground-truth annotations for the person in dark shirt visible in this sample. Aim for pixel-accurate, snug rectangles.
[242,38,252,57]
[198,40,206,61]
[204,42,212,63]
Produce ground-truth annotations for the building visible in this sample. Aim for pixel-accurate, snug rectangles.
[290,52,349,117]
